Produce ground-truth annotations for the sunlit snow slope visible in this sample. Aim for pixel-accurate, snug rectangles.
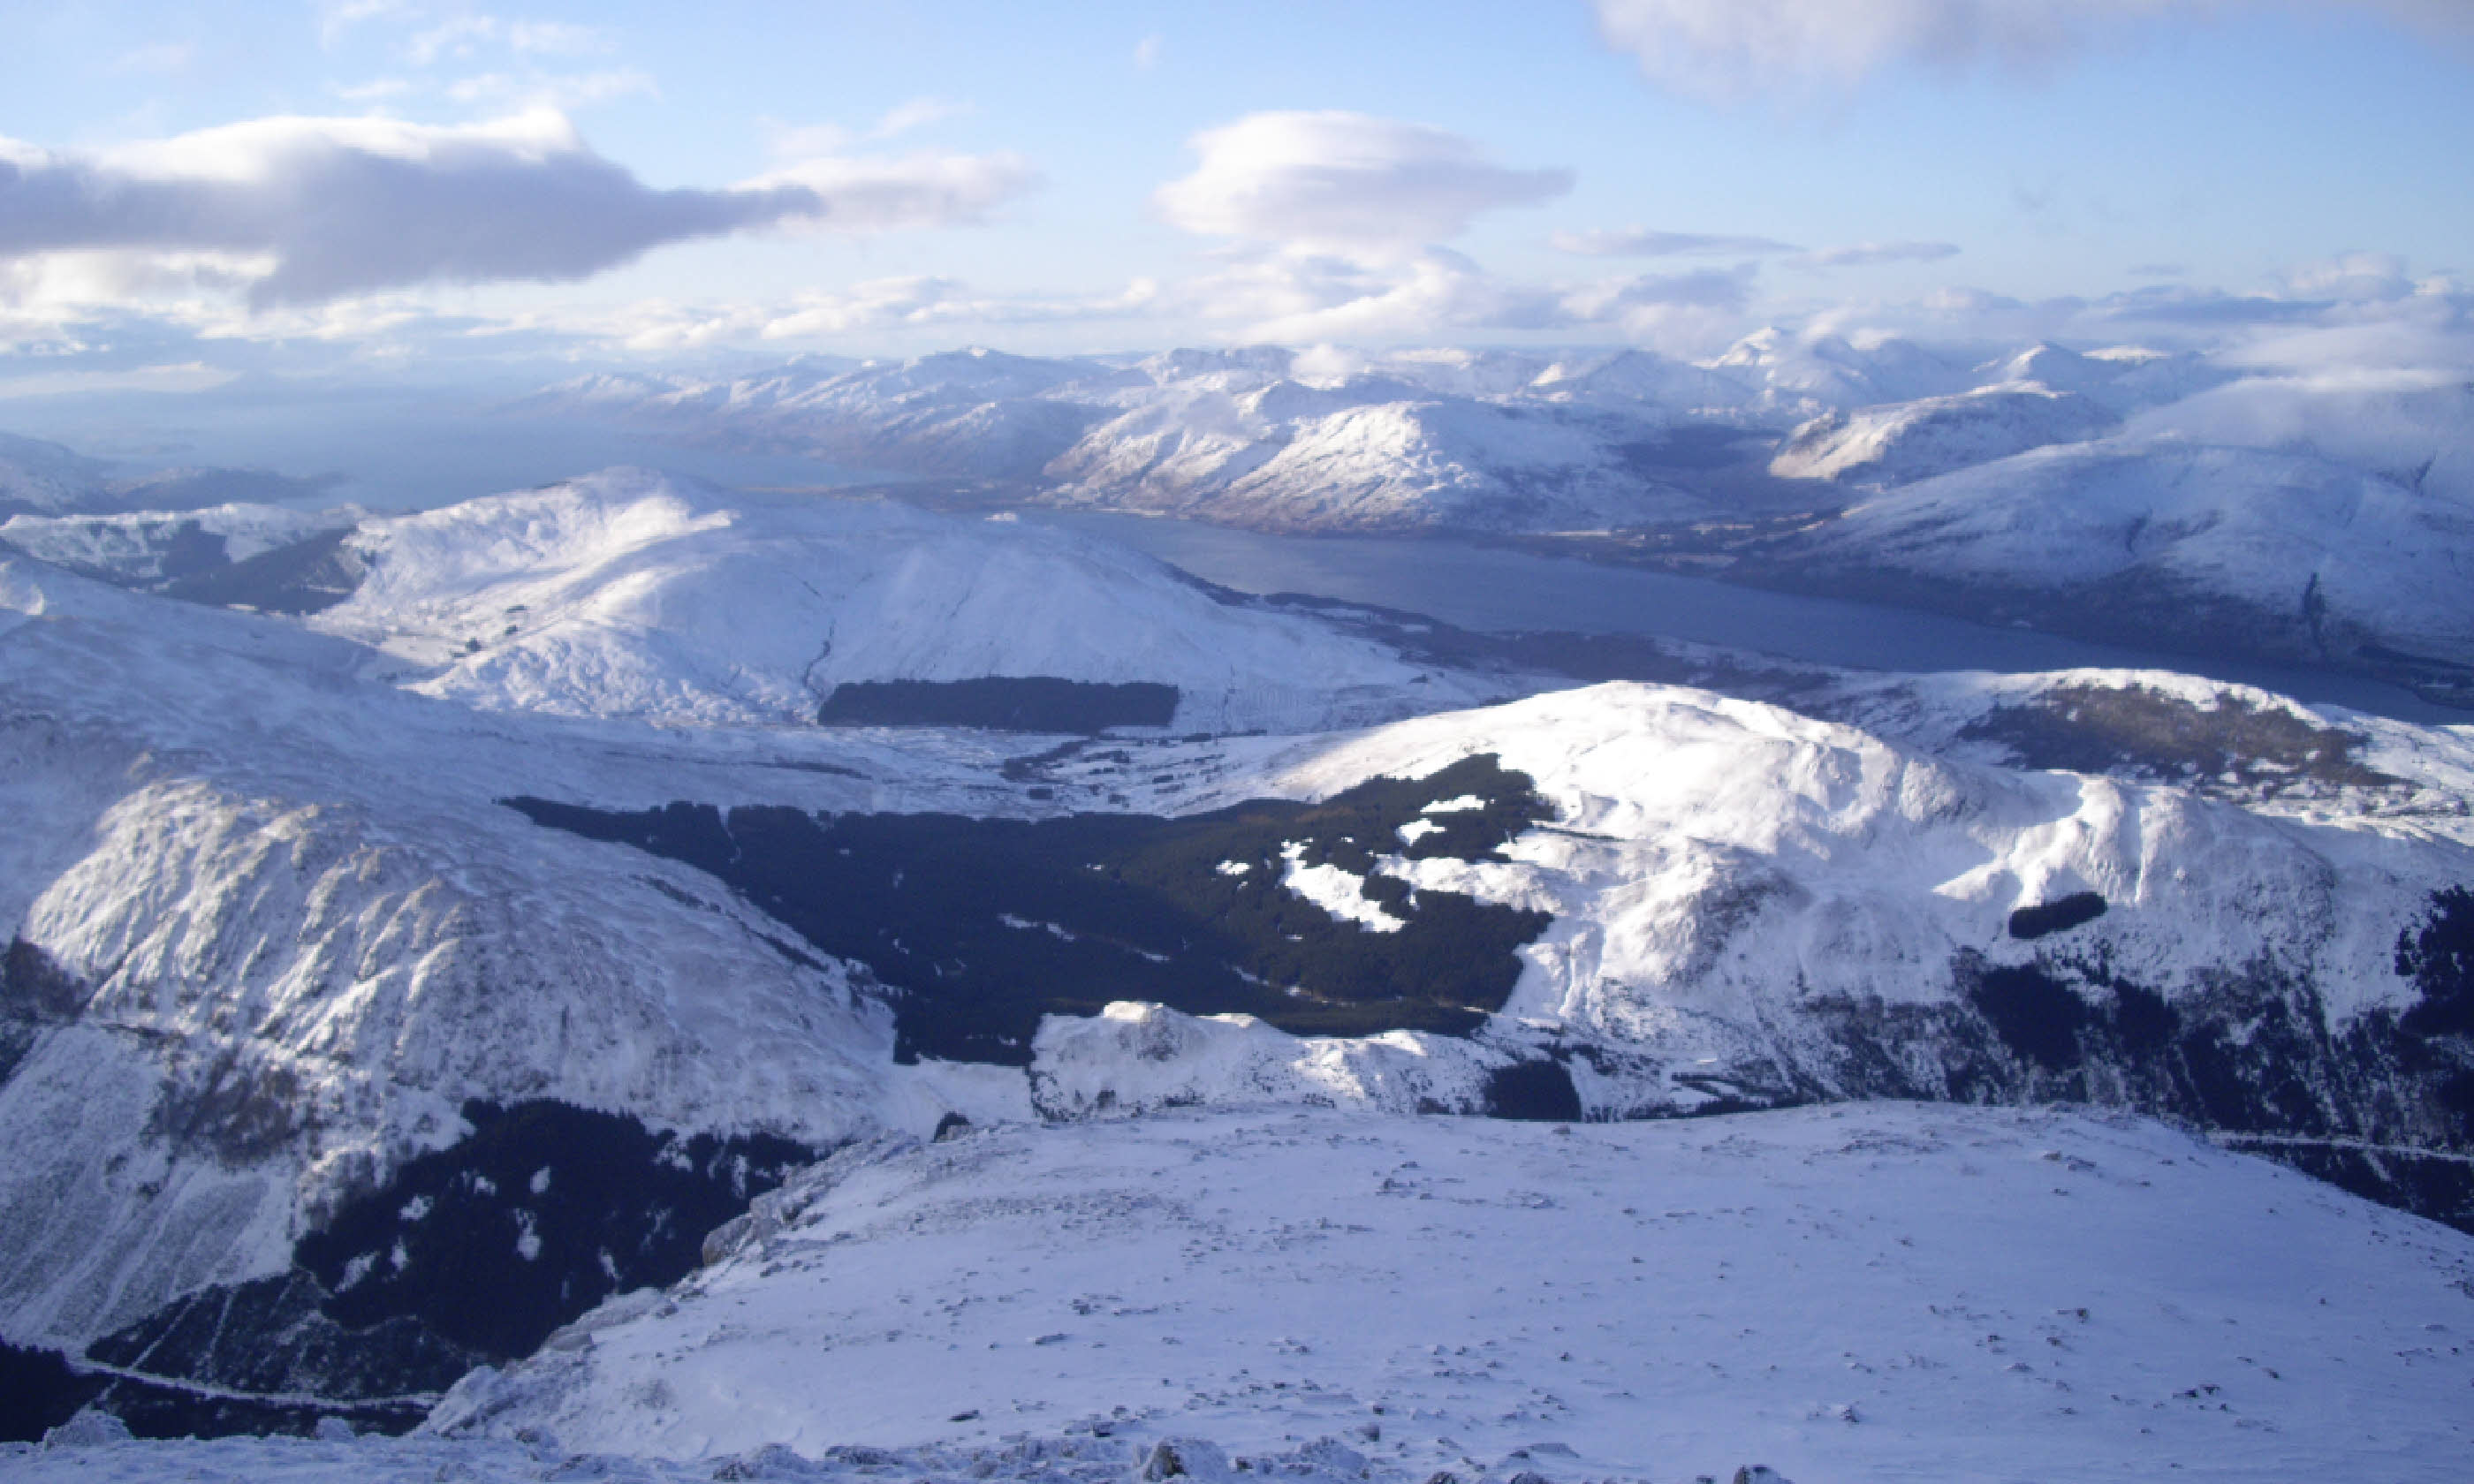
[311,471,1506,731]
[433,1102,2474,1484]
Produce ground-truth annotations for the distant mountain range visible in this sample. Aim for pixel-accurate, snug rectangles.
[2,471,2470,1443]
[519,338,2471,700]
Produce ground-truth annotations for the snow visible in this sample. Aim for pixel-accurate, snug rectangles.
[1799,437,2474,667]
[0,431,327,519]
[1969,344,2232,418]
[0,504,347,583]
[0,547,1016,1348]
[3,466,2470,1432]
[1272,683,2455,1034]
[524,349,1139,481]
[1524,347,1757,415]
[4,487,2469,1360]
[492,341,2474,692]
[512,340,1840,539]
[2124,368,2474,507]
[1277,842,1406,933]
[0,431,116,516]
[1768,384,2118,486]
[1708,329,1972,419]
[423,1102,2474,1483]
[1048,385,1708,534]
[308,469,1511,732]
[508,337,2472,653]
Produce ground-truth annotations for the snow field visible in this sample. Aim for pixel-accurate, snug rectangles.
[433,1102,2474,1483]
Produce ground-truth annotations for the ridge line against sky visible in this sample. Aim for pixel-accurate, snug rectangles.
[0,0,2467,382]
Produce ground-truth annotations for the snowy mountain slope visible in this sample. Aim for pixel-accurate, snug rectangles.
[2125,368,2474,507]
[0,487,1560,1375]
[1978,343,2232,417]
[0,432,335,519]
[0,433,115,516]
[1049,391,1708,534]
[1525,346,1762,415]
[1203,680,2463,1041]
[520,674,2474,1228]
[433,1102,2474,1483]
[307,470,1514,731]
[1768,383,2119,485]
[1706,329,1972,419]
[1799,664,2474,842]
[507,343,1812,538]
[503,344,2474,700]
[3,470,2470,1442]
[1772,438,2474,676]
[0,504,350,587]
[0,555,1062,1362]
[527,349,1138,481]
[1763,344,2233,488]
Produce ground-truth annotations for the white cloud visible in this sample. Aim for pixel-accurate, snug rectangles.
[1590,0,2471,99]
[1793,240,1962,269]
[1592,0,2195,97]
[746,149,1038,235]
[0,360,236,399]
[444,68,657,110]
[2280,251,2416,303]
[503,19,608,56]
[1155,111,1571,248]
[542,246,1684,353]
[1553,226,1801,257]
[319,0,410,48]
[872,96,969,140]
[0,110,1038,309]
[406,13,610,65]
[1166,244,1748,346]
[332,77,416,102]
[1134,34,1165,70]
[764,98,974,161]
[535,276,1159,352]
[406,14,497,64]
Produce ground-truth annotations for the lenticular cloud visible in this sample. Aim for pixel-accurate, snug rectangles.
[0,110,1034,307]
[1154,111,1571,249]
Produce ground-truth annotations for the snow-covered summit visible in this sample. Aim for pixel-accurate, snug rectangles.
[1526,345,1757,414]
[1977,342,2231,416]
[491,335,2256,548]
[1769,383,2119,485]
[1047,390,1705,534]
[1709,329,1973,417]
[310,470,1508,731]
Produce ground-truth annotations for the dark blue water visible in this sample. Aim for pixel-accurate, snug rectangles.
[1034,511,2459,725]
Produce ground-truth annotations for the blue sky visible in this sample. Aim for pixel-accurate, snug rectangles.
[2,0,2469,375]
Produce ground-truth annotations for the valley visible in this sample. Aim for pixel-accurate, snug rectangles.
[0,466,2467,1478]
